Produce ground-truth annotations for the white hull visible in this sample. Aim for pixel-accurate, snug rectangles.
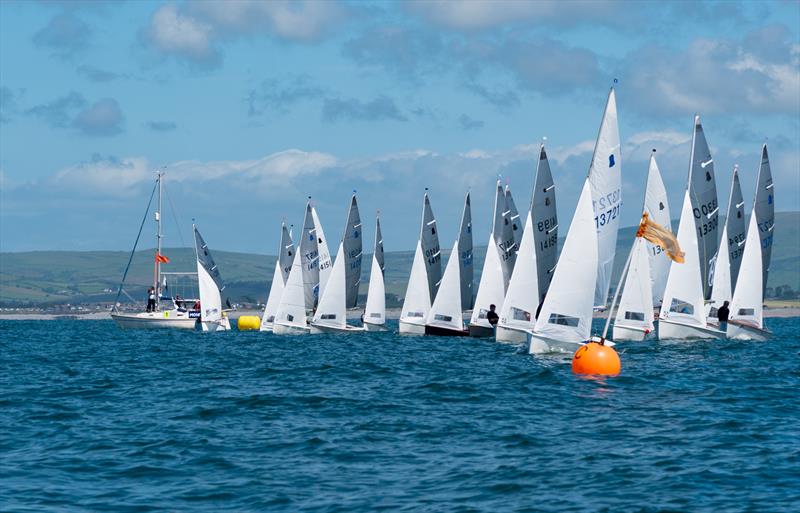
[657,318,725,340]
[612,324,651,342]
[272,323,310,335]
[309,323,366,334]
[399,320,426,335]
[527,332,583,354]
[495,324,529,344]
[363,321,387,332]
[259,321,273,333]
[111,311,197,330]
[199,318,231,332]
[727,322,771,341]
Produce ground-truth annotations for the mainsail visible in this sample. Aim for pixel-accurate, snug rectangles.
[427,239,465,332]
[261,222,294,329]
[588,87,622,307]
[688,115,719,300]
[532,144,558,302]
[505,185,522,255]
[300,203,320,311]
[753,143,774,294]
[420,192,442,302]
[457,192,474,311]
[194,225,227,324]
[496,182,517,286]
[613,237,655,334]
[723,167,746,292]
[729,207,764,329]
[312,206,333,302]
[363,215,385,326]
[643,153,671,307]
[342,194,363,309]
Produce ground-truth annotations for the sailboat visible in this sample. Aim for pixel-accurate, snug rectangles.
[260,223,294,332]
[310,194,365,333]
[469,181,517,337]
[425,193,473,337]
[111,170,198,330]
[727,205,770,340]
[611,236,655,341]
[193,224,231,332]
[399,191,442,334]
[658,190,725,340]
[363,214,386,331]
[590,88,622,310]
[643,152,672,309]
[273,202,318,335]
[727,146,774,341]
[497,144,558,343]
[707,166,746,323]
[526,86,620,354]
[688,115,720,300]
[527,179,598,354]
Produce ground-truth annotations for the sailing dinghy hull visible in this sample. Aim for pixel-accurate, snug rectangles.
[273,323,310,335]
[111,311,197,330]
[495,324,529,343]
[309,324,366,334]
[198,318,231,332]
[425,324,469,337]
[657,318,725,340]
[726,322,771,341]
[363,321,387,332]
[612,324,652,342]
[399,320,426,335]
[468,323,495,338]
[526,333,582,354]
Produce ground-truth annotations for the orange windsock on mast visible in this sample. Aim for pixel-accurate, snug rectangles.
[636,212,684,263]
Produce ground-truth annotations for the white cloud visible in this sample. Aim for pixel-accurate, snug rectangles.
[145,4,216,63]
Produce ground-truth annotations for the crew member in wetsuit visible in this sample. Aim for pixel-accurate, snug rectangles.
[486,304,499,327]
[717,300,730,331]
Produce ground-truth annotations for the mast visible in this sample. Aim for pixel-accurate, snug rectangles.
[153,169,163,309]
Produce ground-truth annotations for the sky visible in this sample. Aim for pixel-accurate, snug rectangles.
[0,0,798,254]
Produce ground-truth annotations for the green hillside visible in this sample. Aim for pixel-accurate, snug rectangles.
[1,212,798,306]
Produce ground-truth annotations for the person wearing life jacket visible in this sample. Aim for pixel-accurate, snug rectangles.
[486,304,499,327]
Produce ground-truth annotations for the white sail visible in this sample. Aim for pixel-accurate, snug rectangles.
[197,262,223,323]
[706,223,731,320]
[400,240,432,328]
[193,225,230,331]
[588,87,622,308]
[530,179,598,347]
[274,249,309,332]
[312,206,333,302]
[470,233,505,329]
[364,253,385,327]
[498,210,539,332]
[729,211,763,329]
[427,239,465,332]
[643,153,671,307]
[659,191,707,328]
[261,223,294,331]
[312,241,347,329]
[261,261,284,330]
[613,237,654,334]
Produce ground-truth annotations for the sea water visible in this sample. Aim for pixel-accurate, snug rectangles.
[1,318,798,512]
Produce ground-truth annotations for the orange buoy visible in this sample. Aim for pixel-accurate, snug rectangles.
[572,341,621,376]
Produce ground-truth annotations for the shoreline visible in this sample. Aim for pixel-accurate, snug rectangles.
[1,307,799,321]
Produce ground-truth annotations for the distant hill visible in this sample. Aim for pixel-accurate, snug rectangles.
[1,212,798,306]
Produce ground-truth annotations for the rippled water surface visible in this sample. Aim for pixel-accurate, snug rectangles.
[1,318,798,512]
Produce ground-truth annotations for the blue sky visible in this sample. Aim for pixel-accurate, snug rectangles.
[1,0,798,254]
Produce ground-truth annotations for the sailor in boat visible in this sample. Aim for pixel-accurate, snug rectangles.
[486,304,499,328]
[147,287,156,312]
[717,301,730,331]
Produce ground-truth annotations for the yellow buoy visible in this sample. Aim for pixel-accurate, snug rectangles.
[237,315,261,331]
[572,341,621,376]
